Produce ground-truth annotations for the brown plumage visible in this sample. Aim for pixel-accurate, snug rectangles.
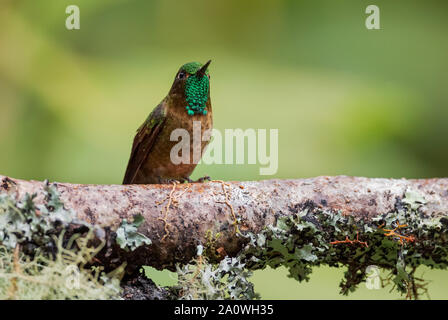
[123,61,213,184]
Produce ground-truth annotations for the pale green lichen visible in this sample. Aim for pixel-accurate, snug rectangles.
[234,190,447,298]
[0,182,123,299]
[0,182,77,250]
[0,233,122,300]
[170,246,257,300]
[116,214,152,251]
[163,189,447,300]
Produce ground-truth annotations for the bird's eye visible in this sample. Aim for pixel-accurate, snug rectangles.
[178,72,186,79]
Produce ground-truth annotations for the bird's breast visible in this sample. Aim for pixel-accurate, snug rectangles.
[139,108,213,181]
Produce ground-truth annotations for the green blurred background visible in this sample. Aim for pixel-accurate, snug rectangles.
[0,0,447,299]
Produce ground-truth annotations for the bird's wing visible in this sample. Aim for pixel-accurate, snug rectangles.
[122,102,167,184]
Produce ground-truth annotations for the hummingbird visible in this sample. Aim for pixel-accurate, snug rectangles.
[123,60,213,184]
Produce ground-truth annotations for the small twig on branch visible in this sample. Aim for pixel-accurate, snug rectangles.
[330,232,369,248]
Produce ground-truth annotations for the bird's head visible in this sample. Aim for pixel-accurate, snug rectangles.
[169,60,211,116]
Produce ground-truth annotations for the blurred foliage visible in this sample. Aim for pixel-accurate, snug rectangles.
[0,0,447,298]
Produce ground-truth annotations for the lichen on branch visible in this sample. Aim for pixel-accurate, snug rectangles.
[1,174,448,299]
[0,182,123,299]
[232,190,447,298]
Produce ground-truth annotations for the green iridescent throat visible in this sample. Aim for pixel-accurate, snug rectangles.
[185,74,209,116]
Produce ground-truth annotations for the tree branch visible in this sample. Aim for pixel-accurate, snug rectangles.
[1,175,448,271]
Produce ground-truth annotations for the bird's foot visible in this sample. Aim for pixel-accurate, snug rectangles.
[158,177,181,185]
[196,175,211,183]
[183,176,211,183]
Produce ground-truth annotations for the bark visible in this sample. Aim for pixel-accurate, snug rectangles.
[1,174,448,271]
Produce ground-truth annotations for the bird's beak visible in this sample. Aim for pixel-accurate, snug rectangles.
[196,60,211,78]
